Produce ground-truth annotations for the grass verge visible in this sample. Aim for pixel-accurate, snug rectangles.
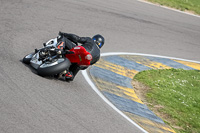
[134,68,200,133]
[146,0,200,15]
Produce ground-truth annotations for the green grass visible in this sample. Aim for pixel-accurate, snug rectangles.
[134,69,200,133]
[147,0,200,15]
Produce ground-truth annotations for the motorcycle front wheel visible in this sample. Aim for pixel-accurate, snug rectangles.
[37,58,71,76]
[23,53,34,64]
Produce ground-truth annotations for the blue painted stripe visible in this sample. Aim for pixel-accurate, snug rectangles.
[103,56,151,71]
[90,66,133,88]
[146,56,195,70]
[103,91,164,124]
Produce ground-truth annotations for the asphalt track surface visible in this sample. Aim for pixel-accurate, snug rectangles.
[0,0,200,133]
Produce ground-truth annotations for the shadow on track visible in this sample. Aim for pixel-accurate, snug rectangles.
[20,59,72,83]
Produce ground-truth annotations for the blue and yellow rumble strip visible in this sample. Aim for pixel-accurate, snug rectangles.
[89,54,200,133]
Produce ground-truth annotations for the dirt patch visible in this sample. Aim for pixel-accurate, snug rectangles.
[132,79,182,130]
[132,79,170,117]
[132,79,151,105]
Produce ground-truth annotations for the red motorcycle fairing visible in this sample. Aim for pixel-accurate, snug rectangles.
[65,46,92,66]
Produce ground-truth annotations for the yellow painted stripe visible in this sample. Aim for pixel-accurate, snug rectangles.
[94,59,138,78]
[92,78,143,104]
[173,60,200,70]
[117,86,143,104]
[120,55,172,69]
[124,112,176,133]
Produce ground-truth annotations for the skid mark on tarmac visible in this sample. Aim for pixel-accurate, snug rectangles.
[85,53,200,133]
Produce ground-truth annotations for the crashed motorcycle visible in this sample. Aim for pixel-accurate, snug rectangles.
[23,35,92,79]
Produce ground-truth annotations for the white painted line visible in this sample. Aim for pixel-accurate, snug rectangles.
[137,0,200,18]
[101,52,200,63]
[82,52,200,133]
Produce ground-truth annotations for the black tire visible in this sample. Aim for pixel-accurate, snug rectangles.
[23,53,34,64]
[37,58,71,76]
